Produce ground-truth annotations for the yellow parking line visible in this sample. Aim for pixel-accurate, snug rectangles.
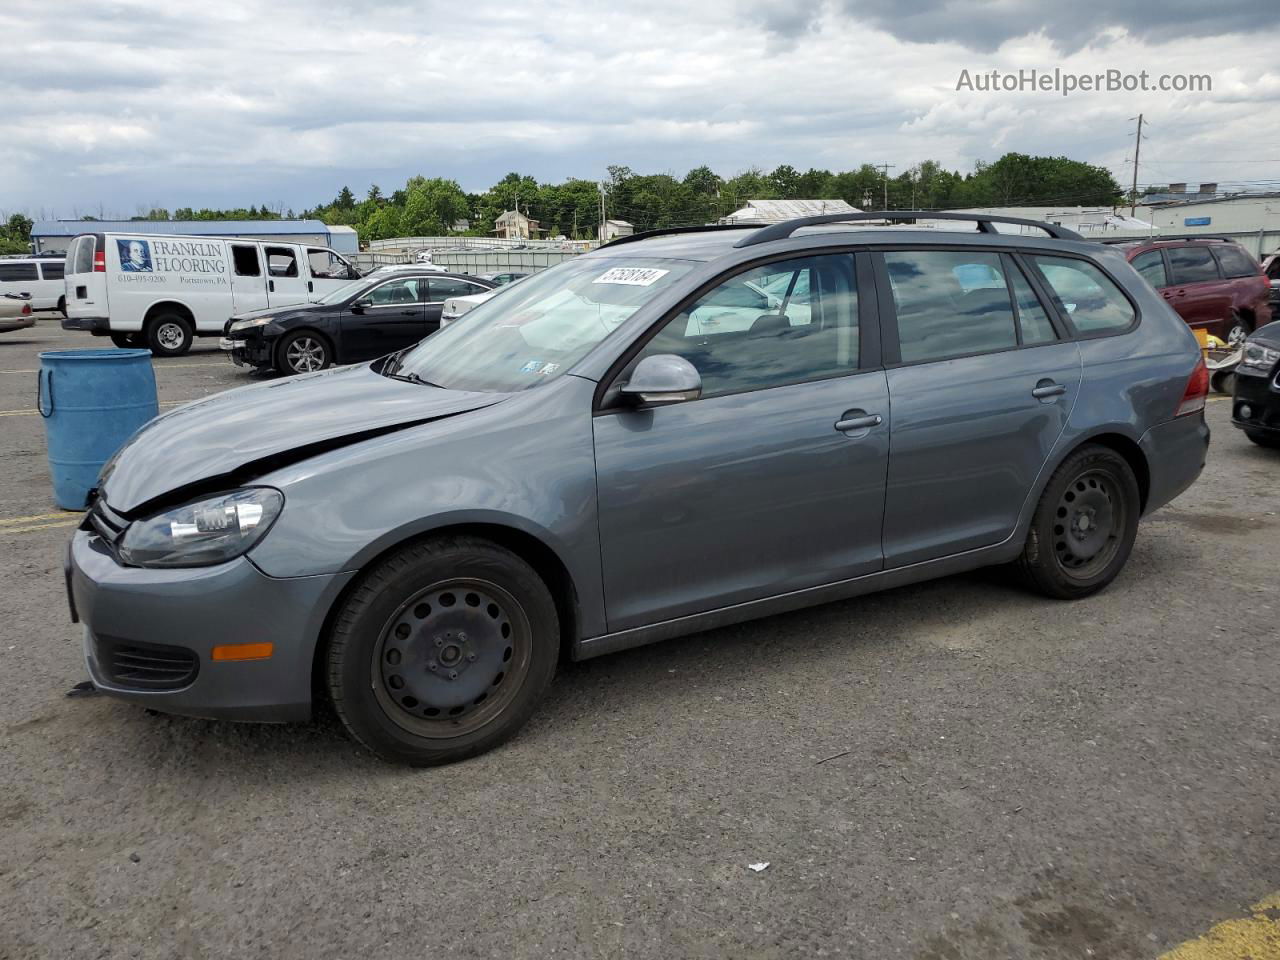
[0,399,184,417]
[1160,892,1280,959]
[0,512,82,525]
[0,518,81,535]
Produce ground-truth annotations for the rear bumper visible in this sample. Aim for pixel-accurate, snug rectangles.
[1139,413,1210,514]
[62,316,110,333]
[68,528,355,722]
[0,315,36,333]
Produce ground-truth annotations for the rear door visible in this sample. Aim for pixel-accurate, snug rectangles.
[65,234,108,320]
[229,243,269,314]
[1164,245,1227,333]
[339,276,429,360]
[424,276,491,335]
[878,248,1082,567]
[263,245,309,306]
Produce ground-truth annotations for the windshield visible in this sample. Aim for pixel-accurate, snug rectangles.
[314,277,369,304]
[388,257,694,392]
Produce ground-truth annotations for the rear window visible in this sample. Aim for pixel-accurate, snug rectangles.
[1212,244,1260,279]
[1030,256,1136,334]
[72,237,95,274]
[39,261,64,280]
[0,263,39,282]
[1167,246,1220,285]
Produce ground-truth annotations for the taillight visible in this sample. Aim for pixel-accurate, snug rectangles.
[21,302,31,316]
[93,249,105,272]
[1175,356,1209,417]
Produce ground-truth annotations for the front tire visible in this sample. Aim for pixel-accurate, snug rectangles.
[275,330,332,375]
[1016,445,1140,600]
[1224,312,1252,348]
[146,313,194,357]
[326,537,559,766]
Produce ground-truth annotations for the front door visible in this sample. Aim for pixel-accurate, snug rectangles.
[878,249,1083,566]
[340,276,429,361]
[592,253,888,631]
[306,247,358,299]
[263,245,310,307]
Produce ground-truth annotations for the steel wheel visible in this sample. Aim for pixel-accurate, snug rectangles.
[1051,469,1126,580]
[156,321,185,351]
[1225,318,1251,347]
[371,578,533,739]
[284,335,326,373]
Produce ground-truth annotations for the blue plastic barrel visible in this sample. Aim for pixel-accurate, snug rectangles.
[37,349,158,509]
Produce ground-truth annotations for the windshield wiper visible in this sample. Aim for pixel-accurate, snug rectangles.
[384,369,442,388]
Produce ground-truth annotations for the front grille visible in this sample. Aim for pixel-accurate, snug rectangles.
[95,635,199,690]
[87,498,128,547]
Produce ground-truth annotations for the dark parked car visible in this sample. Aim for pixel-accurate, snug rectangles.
[1109,236,1272,346]
[221,271,496,374]
[1262,253,1280,311]
[1231,319,1280,447]
[69,211,1208,766]
[479,271,529,286]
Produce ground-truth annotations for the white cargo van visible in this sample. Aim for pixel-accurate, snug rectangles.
[0,255,68,313]
[61,231,359,356]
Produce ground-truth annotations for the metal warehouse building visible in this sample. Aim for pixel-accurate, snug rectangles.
[29,220,358,255]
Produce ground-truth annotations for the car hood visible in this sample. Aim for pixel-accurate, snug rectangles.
[1251,320,1280,348]
[101,364,505,513]
[230,302,328,324]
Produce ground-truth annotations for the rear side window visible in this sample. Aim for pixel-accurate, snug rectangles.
[884,250,1019,362]
[1213,244,1260,279]
[1167,246,1220,284]
[265,247,298,277]
[1030,256,1136,334]
[39,261,64,280]
[428,277,488,302]
[0,263,39,282]
[1131,250,1168,288]
[1008,263,1056,345]
[232,245,261,277]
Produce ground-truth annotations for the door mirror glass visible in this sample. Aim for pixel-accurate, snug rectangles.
[619,354,702,406]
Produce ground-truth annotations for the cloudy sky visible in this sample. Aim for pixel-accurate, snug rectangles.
[3,0,1278,218]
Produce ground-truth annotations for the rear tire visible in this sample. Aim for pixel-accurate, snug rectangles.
[1246,430,1280,449]
[57,296,66,318]
[109,332,143,349]
[145,313,193,357]
[326,536,559,766]
[1016,444,1141,600]
[1210,369,1235,395]
[1224,312,1252,348]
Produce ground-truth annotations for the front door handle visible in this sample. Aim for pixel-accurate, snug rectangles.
[834,413,882,433]
[1032,380,1067,399]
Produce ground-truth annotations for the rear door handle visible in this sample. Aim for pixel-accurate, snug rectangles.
[307,280,314,292]
[834,413,882,432]
[1032,381,1067,399]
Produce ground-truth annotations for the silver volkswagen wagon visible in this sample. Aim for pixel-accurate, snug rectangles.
[66,212,1210,765]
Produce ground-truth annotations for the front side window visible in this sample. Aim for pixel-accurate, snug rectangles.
[1131,250,1168,289]
[1213,244,1260,279]
[633,254,858,397]
[391,256,695,392]
[427,277,487,302]
[884,250,1018,363]
[0,263,39,282]
[366,278,425,306]
[265,246,298,278]
[307,248,352,279]
[39,261,64,280]
[1031,255,1136,334]
[1167,246,1220,285]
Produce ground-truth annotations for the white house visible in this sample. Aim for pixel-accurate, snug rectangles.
[599,219,634,241]
[719,199,859,224]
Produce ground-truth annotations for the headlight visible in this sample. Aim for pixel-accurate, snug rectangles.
[1240,342,1280,371]
[119,488,283,568]
[229,316,275,333]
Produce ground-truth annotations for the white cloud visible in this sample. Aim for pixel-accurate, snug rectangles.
[2,0,1279,216]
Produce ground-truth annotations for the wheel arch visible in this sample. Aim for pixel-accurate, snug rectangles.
[310,520,581,706]
[143,299,196,330]
[1049,429,1151,513]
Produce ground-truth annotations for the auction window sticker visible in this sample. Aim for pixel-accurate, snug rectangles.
[592,267,670,286]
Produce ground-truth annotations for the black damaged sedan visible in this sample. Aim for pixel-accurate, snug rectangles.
[221,270,495,375]
[1232,319,1280,448]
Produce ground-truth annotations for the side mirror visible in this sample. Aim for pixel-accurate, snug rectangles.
[619,354,702,407]
[351,298,372,313]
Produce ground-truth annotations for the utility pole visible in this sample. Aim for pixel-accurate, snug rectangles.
[878,163,895,210]
[1129,113,1145,217]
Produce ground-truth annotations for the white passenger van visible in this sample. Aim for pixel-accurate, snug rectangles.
[0,254,68,313]
[62,231,359,356]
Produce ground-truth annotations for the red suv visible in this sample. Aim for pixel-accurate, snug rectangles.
[1108,237,1272,346]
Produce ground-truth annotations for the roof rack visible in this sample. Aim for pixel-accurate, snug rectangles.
[598,223,754,250]
[734,210,1084,247]
[1125,234,1233,244]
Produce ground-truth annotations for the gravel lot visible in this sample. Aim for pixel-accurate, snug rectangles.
[2,320,1277,959]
